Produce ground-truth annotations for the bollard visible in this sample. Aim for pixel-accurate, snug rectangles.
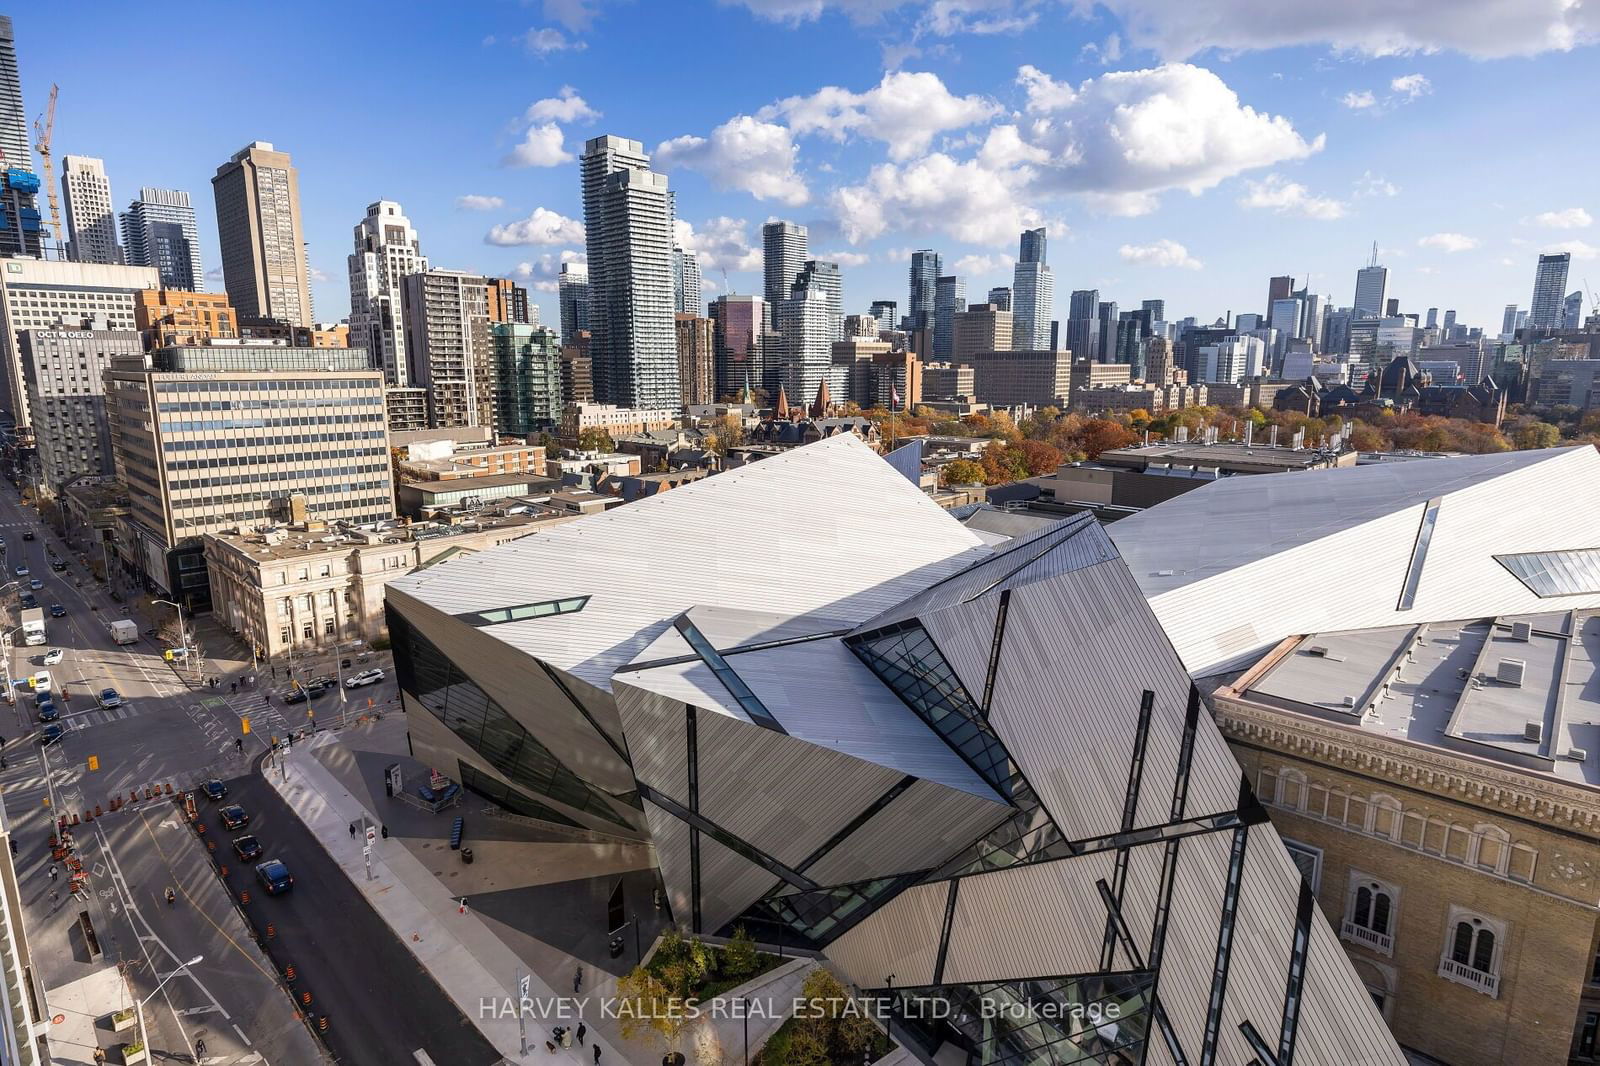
[285,964,297,982]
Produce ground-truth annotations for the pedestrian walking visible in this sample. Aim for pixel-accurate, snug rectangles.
[594,1044,602,1065]
[561,1028,573,1050]
[235,738,243,754]
[230,681,236,694]
[573,966,583,993]
[7,839,14,855]
[349,822,357,838]
[48,866,56,882]
[194,1037,206,1058]
[576,1022,587,1046]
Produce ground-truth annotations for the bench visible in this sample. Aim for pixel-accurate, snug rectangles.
[449,816,464,850]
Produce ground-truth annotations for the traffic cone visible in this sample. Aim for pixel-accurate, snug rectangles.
[164,783,172,795]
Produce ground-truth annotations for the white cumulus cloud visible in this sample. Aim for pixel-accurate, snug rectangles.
[1390,73,1431,98]
[953,252,1015,276]
[1119,239,1202,269]
[1341,90,1377,109]
[456,195,505,211]
[761,70,999,161]
[1532,207,1593,229]
[1417,232,1478,252]
[486,208,585,246]
[523,27,585,54]
[1238,173,1346,220]
[819,250,873,267]
[673,217,763,272]
[1095,0,1600,59]
[513,249,586,292]
[525,86,600,124]
[503,123,572,167]
[1354,171,1399,197]
[656,117,809,205]
[832,153,1041,247]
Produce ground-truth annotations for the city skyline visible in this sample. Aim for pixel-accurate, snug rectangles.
[11,3,1596,335]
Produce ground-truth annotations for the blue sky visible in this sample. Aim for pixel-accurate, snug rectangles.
[18,1,1599,332]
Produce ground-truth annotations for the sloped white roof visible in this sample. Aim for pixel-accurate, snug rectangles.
[1107,446,1600,676]
[390,434,990,690]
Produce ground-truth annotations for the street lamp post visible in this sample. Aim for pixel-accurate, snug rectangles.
[135,954,203,1060]
[152,599,197,682]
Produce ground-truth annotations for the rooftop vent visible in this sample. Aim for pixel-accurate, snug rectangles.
[1510,621,1533,642]
[1496,659,1527,687]
[1307,645,1329,657]
[1341,695,1356,708]
[1524,721,1543,743]
[1569,747,1588,763]
[1156,569,1175,577]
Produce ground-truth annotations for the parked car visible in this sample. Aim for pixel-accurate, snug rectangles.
[39,723,63,745]
[97,688,122,708]
[232,835,263,862]
[41,648,63,665]
[218,804,248,830]
[255,859,293,895]
[345,669,385,689]
[48,603,65,617]
[201,779,227,801]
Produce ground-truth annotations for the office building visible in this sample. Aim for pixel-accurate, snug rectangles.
[922,361,975,402]
[1267,274,1294,317]
[869,299,896,333]
[60,156,121,264]
[211,142,313,326]
[0,260,159,425]
[557,263,589,346]
[385,434,1406,1066]
[1196,335,1266,384]
[133,290,237,349]
[967,347,1069,407]
[674,313,714,409]
[843,313,878,340]
[1146,336,1175,384]
[762,220,807,319]
[580,136,677,411]
[348,200,427,387]
[1141,299,1166,324]
[402,269,492,431]
[1565,291,1584,330]
[933,274,965,360]
[0,16,30,173]
[560,339,594,407]
[1096,300,1120,362]
[121,187,203,291]
[1354,248,1388,316]
[1011,227,1053,351]
[673,246,702,316]
[1530,253,1572,329]
[1501,304,1519,336]
[485,277,530,326]
[985,286,1011,311]
[1066,289,1098,362]
[1424,307,1439,330]
[907,249,940,332]
[1270,296,1304,360]
[491,322,562,436]
[105,343,391,607]
[951,302,1012,364]
[20,325,140,491]
[709,294,765,401]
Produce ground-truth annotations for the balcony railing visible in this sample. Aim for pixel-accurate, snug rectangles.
[1341,920,1394,956]
[1438,957,1500,998]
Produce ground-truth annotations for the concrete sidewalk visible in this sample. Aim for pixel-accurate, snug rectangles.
[44,965,129,1066]
[265,732,628,1065]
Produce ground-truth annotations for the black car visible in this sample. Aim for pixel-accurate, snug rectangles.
[18,594,35,610]
[255,859,293,895]
[201,779,226,801]
[232,835,263,862]
[21,530,32,541]
[219,804,248,830]
[39,723,63,745]
[282,687,308,705]
[36,701,57,722]
[49,559,66,572]
[48,603,65,618]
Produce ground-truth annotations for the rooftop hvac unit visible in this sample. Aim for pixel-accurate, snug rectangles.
[1510,621,1533,642]
[1307,645,1330,657]
[1341,695,1356,708]
[1570,748,1589,763]
[1524,721,1543,743]
[1496,658,1526,687]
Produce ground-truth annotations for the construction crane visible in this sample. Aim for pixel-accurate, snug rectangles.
[33,83,62,247]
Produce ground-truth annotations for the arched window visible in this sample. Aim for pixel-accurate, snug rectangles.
[1343,872,1399,955]
[1277,767,1307,811]
[1473,824,1510,875]
[1451,916,1499,974]
[1369,794,1402,840]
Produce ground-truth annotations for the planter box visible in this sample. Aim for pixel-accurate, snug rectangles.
[122,1042,147,1064]
[111,1008,136,1032]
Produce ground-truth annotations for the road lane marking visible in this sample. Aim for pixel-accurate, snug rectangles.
[232,1023,252,1046]
[414,1052,437,1066]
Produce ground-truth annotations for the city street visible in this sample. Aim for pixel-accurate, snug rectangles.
[0,481,450,1065]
